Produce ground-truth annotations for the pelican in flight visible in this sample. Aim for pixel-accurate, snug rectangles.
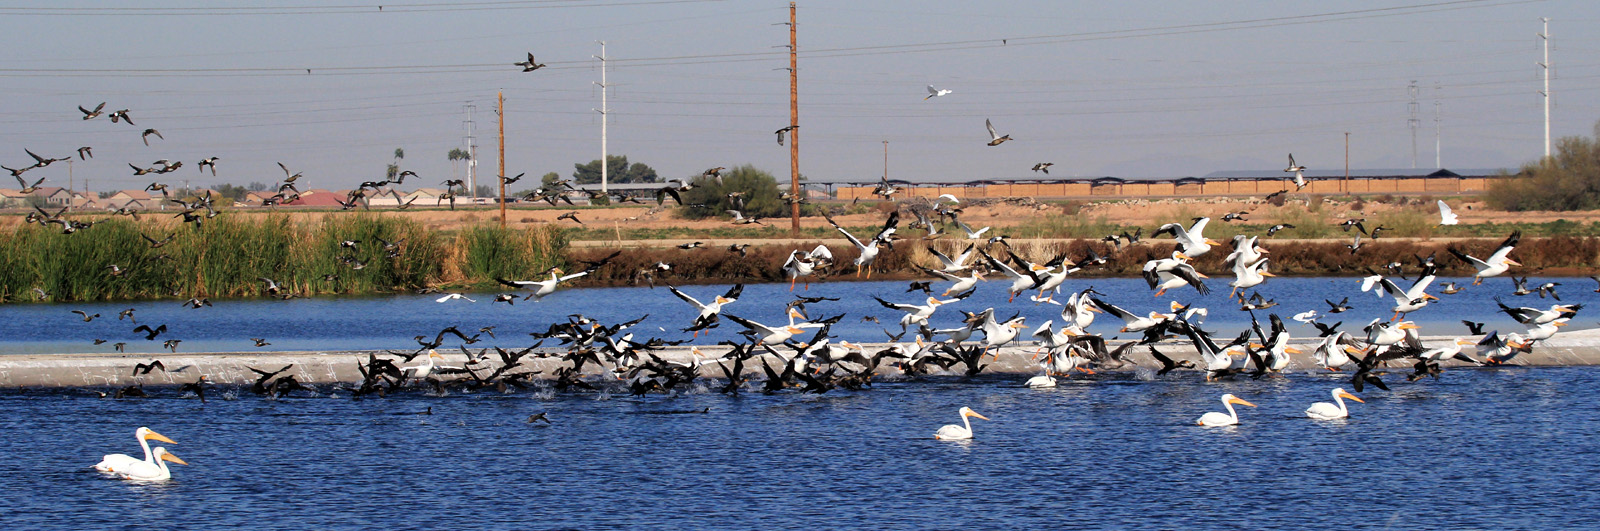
[827,215,886,278]
[1153,217,1219,258]
[921,267,984,297]
[112,447,187,481]
[668,283,743,335]
[1197,394,1257,426]
[927,243,976,272]
[1361,271,1439,320]
[1305,388,1364,420]
[1447,231,1520,285]
[95,427,177,474]
[495,267,593,301]
[1437,200,1459,225]
[1141,252,1209,297]
[1089,296,1169,333]
[925,85,953,100]
[934,407,990,440]
[781,244,833,290]
[725,311,808,345]
[1228,258,1274,301]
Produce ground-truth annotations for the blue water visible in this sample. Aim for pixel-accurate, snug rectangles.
[0,276,1588,354]
[4,367,1598,530]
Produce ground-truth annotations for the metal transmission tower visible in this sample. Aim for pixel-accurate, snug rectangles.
[1539,17,1551,158]
[1440,83,1452,167]
[1407,81,1419,169]
[594,41,610,194]
[463,102,478,198]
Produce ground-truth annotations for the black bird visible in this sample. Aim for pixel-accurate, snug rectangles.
[1462,320,1486,335]
[1350,366,1389,393]
[1148,345,1196,376]
[132,324,167,340]
[178,376,208,404]
[1263,190,1287,203]
[119,308,137,323]
[132,360,166,376]
[181,297,212,309]
[557,211,582,224]
[79,102,105,120]
[1340,218,1368,234]
[141,129,163,146]
[143,232,175,248]
[251,338,271,347]
[72,310,100,322]
[1311,321,1343,337]
[113,342,126,352]
[163,339,182,352]
[1266,224,1295,236]
[198,157,219,175]
[526,412,552,424]
[514,53,546,72]
[108,109,133,124]
[493,294,516,305]
[77,146,93,160]
[775,125,798,146]
[1325,297,1351,313]
[906,281,933,294]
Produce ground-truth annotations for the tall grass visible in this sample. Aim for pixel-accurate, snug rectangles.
[0,213,567,302]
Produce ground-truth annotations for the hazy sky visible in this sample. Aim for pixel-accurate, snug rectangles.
[0,0,1595,193]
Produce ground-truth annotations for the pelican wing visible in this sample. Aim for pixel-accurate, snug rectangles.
[1088,296,1137,324]
[667,286,706,310]
[1169,264,1210,294]
[1487,231,1521,264]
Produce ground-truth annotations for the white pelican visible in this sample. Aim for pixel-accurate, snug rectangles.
[1478,331,1530,364]
[1365,319,1420,346]
[1525,318,1568,343]
[1153,217,1220,258]
[496,267,592,301]
[725,312,806,345]
[781,244,833,290]
[1033,257,1080,296]
[927,243,976,272]
[875,294,967,330]
[1024,374,1057,388]
[1177,322,1251,380]
[936,193,959,204]
[1437,200,1459,225]
[954,218,991,240]
[977,311,1027,353]
[828,217,883,278]
[434,293,476,303]
[922,267,984,297]
[925,85,953,100]
[1251,314,1299,373]
[1311,331,1356,371]
[401,350,462,379]
[981,250,1046,303]
[1305,388,1364,420]
[1196,394,1256,426]
[1228,258,1274,301]
[668,283,742,335]
[113,447,187,481]
[934,407,990,440]
[1361,273,1439,320]
[1088,296,1169,333]
[1062,291,1101,333]
[1141,251,1208,297]
[95,427,177,474]
[1495,299,1581,325]
[1222,235,1267,270]
[1447,231,1520,285]
[1419,338,1481,364]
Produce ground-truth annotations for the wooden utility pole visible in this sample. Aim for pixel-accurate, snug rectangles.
[498,90,506,228]
[788,1,800,236]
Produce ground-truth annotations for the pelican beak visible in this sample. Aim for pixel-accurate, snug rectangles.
[1227,397,1257,407]
[1398,322,1420,330]
[967,411,990,421]
[1457,339,1476,345]
[786,326,804,335]
[1260,271,1276,277]
[1505,258,1522,266]
[1195,272,1210,279]
[144,430,177,445]
[1175,252,1190,261]
[1258,248,1270,254]
[1424,294,1439,301]
[1343,346,1364,355]
[1011,322,1028,329]
[1205,238,1221,246]
[1337,391,1365,403]
[1560,307,1578,314]
[1285,346,1303,354]
[160,452,188,466]
[1088,305,1103,313]
[1249,343,1264,350]
[715,296,729,304]
[1554,321,1568,327]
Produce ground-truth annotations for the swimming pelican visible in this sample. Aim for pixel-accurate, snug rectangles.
[1305,388,1364,420]
[934,407,990,440]
[1153,217,1220,258]
[1197,394,1257,426]
[95,427,177,474]
[1024,374,1057,388]
[113,447,186,481]
[1437,200,1459,225]
[1447,231,1520,285]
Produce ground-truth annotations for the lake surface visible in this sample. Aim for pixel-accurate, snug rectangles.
[0,276,1589,355]
[3,366,1596,530]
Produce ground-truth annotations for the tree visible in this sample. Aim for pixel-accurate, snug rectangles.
[1488,119,1600,211]
[387,147,405,181]
[677,164,785,220]
[573,155,657,185]
[214,183,250,202]
[447,148,471,182]
[473,184,495,198]
[540,172,561,187]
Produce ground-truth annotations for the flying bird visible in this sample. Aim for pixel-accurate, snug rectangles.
[1031,162,1053,174]
[924,85,953,100]
[198,157,219,175]
[984,119,1011,146]
[141,129,163,146]
[514,52,546,72]
[79,102,105,120]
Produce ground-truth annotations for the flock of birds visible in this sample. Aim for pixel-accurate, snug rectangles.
[25,71,1580,479]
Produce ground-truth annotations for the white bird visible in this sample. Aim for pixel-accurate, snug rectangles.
[955,218,991,240]
[1292,310,1319,324]
[1437,200,1459,225]
[111,447,187,481]
[1525,318,1568,343]
[1153,217,1219,258]
[981,250,1046,303]
[830,219,882,278]
[1222,235,1267,271]
[1088,296,1169,333]
[668,283,742,336]
[927,243,977,272]
[1361,273,1439,320]
[1365,319,1420,346]
[496,267,591,301]
[1478,331,1529,364]
[925,85,954,100]
[1305,388,1364,420]
[1062,291,1102,333]
[95,427,177,474]
[876,294,967,330]
[923,267,984,297]
[1495,299,1580,325]
[976,309,1027,353]
[435,293,477,303]
[1311,331,1357,371]
[725,310,809,345]
[934,406,989,440]
[781,244,833,291]
[1447,231,1520,285]
[401,350,461,379]
[1418,338,1481,364]
[1228,258,1274,301]
[935,193,960,204]
[1024,374,1057,388]
[1197,393,1257,426]
[1285,153,1307,190]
